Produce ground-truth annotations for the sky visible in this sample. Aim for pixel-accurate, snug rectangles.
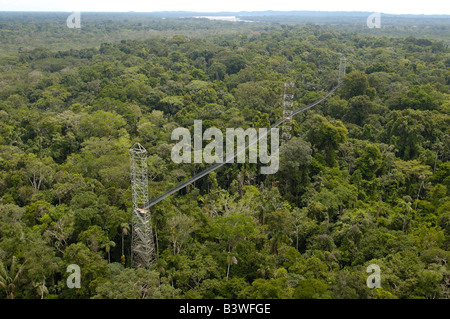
[0,0,449,15]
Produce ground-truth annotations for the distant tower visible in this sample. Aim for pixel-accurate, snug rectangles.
[281,81,295,143]
[129,143,155,268]
[338,56,347,83]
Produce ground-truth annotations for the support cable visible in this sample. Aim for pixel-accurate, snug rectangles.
[144,79,344,209]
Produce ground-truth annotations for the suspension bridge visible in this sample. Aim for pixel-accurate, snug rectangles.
[129,56,347,268]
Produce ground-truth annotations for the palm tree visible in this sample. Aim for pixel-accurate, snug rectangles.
[102,241,116,263]
[36,278,48,299]
[120,222,130,264]
[0,256,25,299]
[226,255,238,281]
[398,198,413,233]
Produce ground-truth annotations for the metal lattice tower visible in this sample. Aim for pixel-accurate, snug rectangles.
[281,81,295,143]
[338,56,347,83]
[129,143,155,268]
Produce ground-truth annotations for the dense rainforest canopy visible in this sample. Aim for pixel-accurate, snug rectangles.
[0,12,449,299]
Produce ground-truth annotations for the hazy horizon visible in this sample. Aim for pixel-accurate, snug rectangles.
[0,10,449,16]
[0,0,449,15]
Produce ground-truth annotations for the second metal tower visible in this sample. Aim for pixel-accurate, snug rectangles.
[281,81,295,143]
